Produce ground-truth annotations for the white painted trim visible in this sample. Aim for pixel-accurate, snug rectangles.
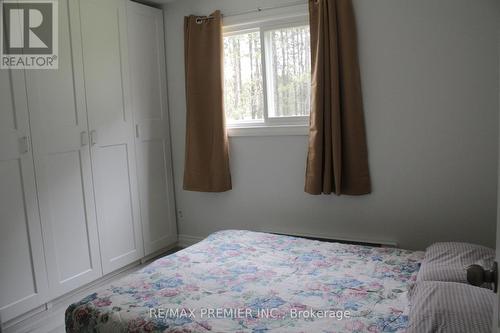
[141,240,179,264]
[222,4,308,29]
[227,125,308,137]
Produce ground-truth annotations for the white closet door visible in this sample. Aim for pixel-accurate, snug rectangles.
[0,69,49,321]
[26,0,102,298]
[127,2,177,255]
[79,0,144,274]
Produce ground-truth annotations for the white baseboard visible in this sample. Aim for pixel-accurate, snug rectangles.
[177,234,204,248]
[141,238,179,264]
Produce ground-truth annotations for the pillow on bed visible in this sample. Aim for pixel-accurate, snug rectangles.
[407,281,494,333]
[417,242,495,286]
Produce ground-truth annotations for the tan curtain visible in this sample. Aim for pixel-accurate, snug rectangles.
[305,0,371,195]
[183,11,232,192]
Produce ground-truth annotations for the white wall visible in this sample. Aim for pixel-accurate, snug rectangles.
[164,0,500,250]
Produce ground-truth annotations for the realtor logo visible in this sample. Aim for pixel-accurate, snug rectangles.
[1,0,58,69]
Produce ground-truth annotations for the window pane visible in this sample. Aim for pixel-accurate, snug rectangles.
[266,25,311,117]
[223,31,264,123]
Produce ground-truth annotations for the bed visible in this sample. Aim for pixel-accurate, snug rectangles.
[65,230,423,332]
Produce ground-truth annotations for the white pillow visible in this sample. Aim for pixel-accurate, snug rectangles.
[417,242,495,287]
[407,281,494,333]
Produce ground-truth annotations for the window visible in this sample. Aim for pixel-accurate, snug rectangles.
[223,16,311,133]
[266,25,311,118]
[223,30,264,124]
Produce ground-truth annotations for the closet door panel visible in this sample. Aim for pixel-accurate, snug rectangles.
[128,2,177,255]
[80,0,128,144]
[135,140,175,253]
[43,152,94,281]
[79,0,144,274]
[93,145,136,260]
[26,0,102,298]
[0,70,48,322]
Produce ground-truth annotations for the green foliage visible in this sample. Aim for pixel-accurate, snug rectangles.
[223,25,311,123]
[223,31,263,122]
[270,26,311,117]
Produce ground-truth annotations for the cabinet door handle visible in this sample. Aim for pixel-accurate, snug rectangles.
[90,130,97,146]
[20,136,30,154]
[81,131,89,146]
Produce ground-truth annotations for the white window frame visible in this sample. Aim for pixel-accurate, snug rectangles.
[223,10,310,137]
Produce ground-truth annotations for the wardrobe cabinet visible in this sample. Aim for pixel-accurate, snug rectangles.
[0,70,49,323]
[0,0,176,323]
[26,0,102,299]
[78,0,144,275]
[127,1,178,255]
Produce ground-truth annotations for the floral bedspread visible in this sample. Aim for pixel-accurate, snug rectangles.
[66,230,423,332]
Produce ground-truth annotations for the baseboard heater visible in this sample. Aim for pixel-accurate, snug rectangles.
[268,231,398,248]
[177,232,398,249]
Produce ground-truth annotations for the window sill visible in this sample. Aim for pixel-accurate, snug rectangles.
[227,125,309,137]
